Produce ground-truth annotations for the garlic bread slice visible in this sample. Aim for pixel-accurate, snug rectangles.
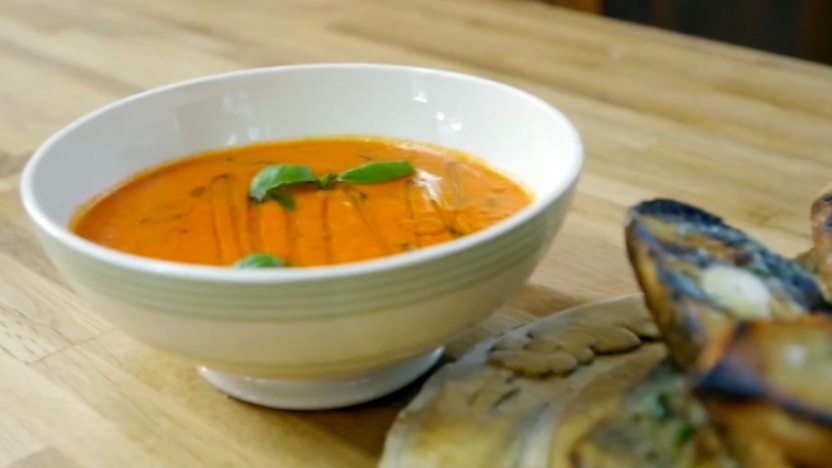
[626,199,831,368]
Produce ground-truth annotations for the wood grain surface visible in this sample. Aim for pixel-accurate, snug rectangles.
[1,0,831,466]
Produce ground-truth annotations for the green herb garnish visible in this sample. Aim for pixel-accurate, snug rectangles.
[653,392,673,420]
[673,420,696,448]
[249,164,317,202]
[249,160,415,209]
[271,189,296,210]
[338,160,415,184]
[233,252,288,268]
[317,172,339,189]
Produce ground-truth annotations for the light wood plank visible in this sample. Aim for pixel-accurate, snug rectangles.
[0,0,830,465]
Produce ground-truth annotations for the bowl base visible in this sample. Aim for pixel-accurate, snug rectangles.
[197,347,443,410]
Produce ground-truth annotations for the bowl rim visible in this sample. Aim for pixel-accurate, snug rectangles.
[20,63,583,284]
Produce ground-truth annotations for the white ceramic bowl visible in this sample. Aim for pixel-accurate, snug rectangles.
[21,64,582,409]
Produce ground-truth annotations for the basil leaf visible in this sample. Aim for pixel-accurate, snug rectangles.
[673,420,696,448]
[338,160,414,184]
[249,164,317,202]
[233,252,287,268]
[271,189,296,211]
[653,393,672,420]
[317,172,339,189]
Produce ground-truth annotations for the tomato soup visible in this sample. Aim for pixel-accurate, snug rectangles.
[72,137,531,267]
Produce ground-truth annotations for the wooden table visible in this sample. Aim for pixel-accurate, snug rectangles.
[1,0,831,466]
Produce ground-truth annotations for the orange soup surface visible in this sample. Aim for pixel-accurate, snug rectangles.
[73,137,531,267]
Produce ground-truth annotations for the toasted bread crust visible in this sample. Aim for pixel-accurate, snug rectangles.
[694,318,832,468]
[620,198,832,467]
[811,186,832,293]
[626,199,831,369]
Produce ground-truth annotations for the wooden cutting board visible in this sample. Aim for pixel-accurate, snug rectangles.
[380,295,666,468]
